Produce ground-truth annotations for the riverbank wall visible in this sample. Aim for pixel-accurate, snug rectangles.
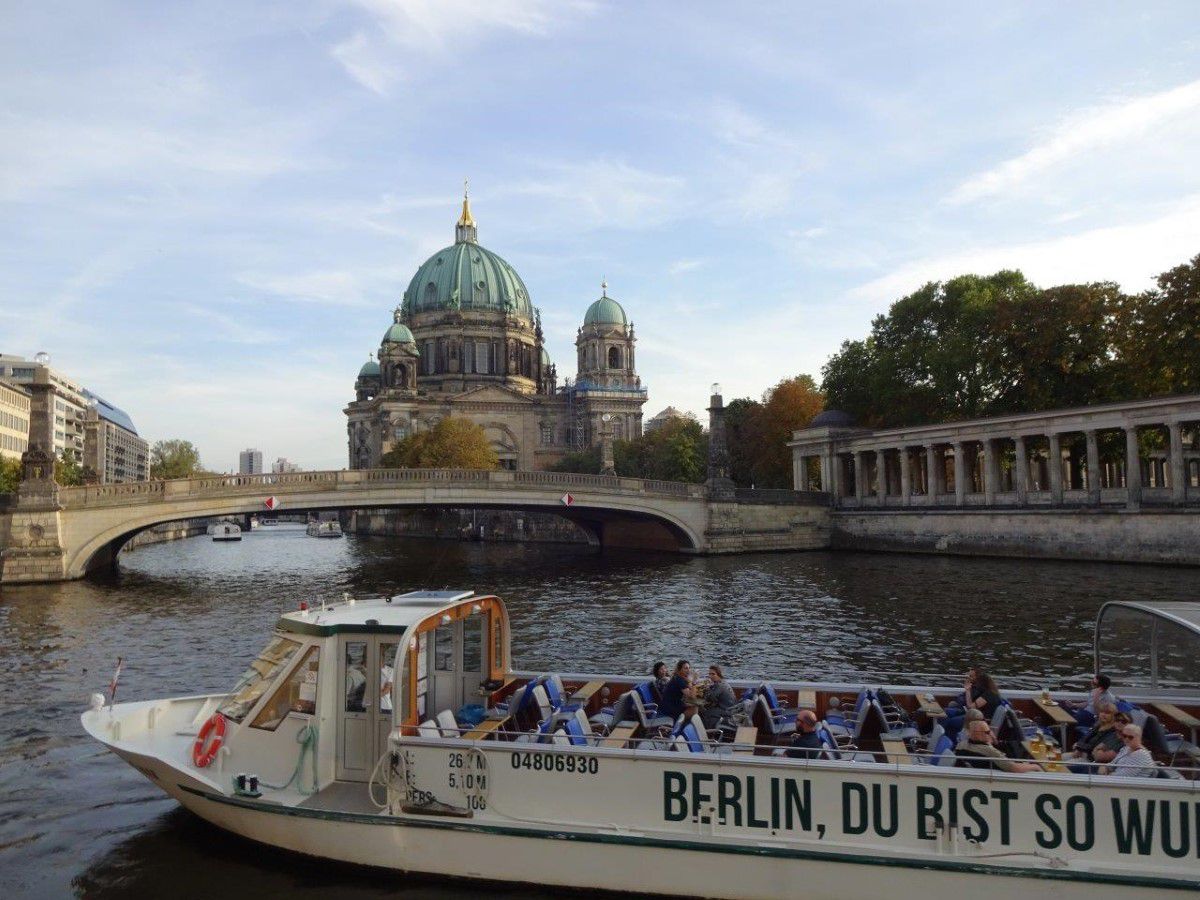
[831,508,1200,565]
[349,508,591,545]
[122,518,214,551]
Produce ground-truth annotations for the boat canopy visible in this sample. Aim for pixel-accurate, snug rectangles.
[1095,601,1200,694]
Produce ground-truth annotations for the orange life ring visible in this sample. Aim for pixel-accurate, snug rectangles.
[192,713,227,768]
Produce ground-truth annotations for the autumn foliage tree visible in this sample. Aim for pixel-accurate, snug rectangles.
[381,418,498,470]
[725,376,824,488]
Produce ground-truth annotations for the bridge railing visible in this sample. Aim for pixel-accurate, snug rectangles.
[55,468,711,508]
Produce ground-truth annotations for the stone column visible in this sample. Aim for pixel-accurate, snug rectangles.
[1048,433,1063,505]
[898,447,910,506]
[853,452,865,500]
[705,388,735,499]
[1169,421,1186,504]
[1125,426,1142,510]
[1013,436,1028,504]
[826,451,840,498]
[925,444,939,502]
[599,415,616,475]
[1085,429,1101,505]
[952,442,965,506]
[875,449,886,501]
[982,439,997,504]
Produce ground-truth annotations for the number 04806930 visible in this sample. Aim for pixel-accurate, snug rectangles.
[510,751,599,774]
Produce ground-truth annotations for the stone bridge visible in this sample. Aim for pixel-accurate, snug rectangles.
[0,468,831,584]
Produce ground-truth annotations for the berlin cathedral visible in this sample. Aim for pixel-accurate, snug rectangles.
[346,193,648,470]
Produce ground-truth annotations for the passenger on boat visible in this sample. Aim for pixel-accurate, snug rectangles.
[786,711,824,759]
[1067,702,1121,771]
[943,667,1004,740]
[651,661,670,704]
[953,708,985,748]
[1065,673,1118,727]
[1103,724,1156,778]
[345,646,368,712]
[700,665,737,730]
[956,719,1042,773]
[658,660,696,721]
[380,645,396,713]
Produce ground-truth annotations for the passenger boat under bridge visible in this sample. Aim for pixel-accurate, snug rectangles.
[83,595,1200,898]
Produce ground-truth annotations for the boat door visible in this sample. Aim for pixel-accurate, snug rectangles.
[336,635,401,781]
[428,617,488,720]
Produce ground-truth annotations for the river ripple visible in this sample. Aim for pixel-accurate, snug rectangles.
[0,525,1196,897]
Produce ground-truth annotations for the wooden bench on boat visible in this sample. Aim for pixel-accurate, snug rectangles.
[464,717,509,740]
[569,680,606,710]
[732,726,758,755]
[918,697,946,718]
[1152,702,1200,744]
[881,739,911,765]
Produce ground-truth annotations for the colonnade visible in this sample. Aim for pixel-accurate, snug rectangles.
[790,395,1200,510]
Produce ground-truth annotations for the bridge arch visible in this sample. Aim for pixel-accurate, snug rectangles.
[60,470,709,579]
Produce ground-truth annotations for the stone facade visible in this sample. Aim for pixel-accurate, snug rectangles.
[345,199,646,472]
[0,379,30,461]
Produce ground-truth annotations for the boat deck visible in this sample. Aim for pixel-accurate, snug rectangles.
[298,780,380,816]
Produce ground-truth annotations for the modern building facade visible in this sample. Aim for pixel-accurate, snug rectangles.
[239,449,263,475]
[789,395,1200,510]
[82,390,149,483]
[0,379,30,462]
[0,353,88,460]
[345,195,647,470]
[272,457,300,473]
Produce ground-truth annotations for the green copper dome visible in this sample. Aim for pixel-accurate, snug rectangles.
[382,322,416,344]
[402,241,533,321]
[583,293,627,327]
[540,347,551,366]
[358,356,380,378]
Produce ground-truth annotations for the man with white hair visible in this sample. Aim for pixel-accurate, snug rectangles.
[1104,724,1156,777]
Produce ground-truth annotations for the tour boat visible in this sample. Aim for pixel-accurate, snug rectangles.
[82,594,1200,898]
[210,522,242,542]
[306,521,343,538]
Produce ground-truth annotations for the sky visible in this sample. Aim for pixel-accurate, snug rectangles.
[2,2,1199,471]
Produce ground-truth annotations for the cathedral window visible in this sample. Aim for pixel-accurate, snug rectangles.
[608,346,622,369]
[588,345,597,370]
[612,418,625,441]
[540,422,552,445]
[423,342,435,374]
[424,282,437,305]
[476,342,490,374]
[463,340,474,373]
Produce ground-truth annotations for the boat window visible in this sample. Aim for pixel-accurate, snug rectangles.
[217,636,302,722]
[463,619,482,673]
[1096,605,1155,687]
[434,625,454,672]
[1155,617,1200,690]
[251,646,320,730]
[380,642,398,714]
[345,641,368,712]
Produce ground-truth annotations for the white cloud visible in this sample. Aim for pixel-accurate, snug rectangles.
[501,159,687,229]
[667,258,704,275]
[331,0,596,94]
[848,194,1200,303]
[947,79,1200,205]
[236,267,407,308]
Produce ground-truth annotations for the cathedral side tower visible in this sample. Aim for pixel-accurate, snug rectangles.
[572,281,645,445]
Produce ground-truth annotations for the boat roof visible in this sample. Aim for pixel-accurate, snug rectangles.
[1098,601,1200,636]
[277,590,478,637]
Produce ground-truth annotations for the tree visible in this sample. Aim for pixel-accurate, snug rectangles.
[381,418,498,469]
[724,397,762,487]
[1111,252,1200,398]
[150,439,205,480]
[548,446,601,474]
[0,456,20,494]
[550,417,708,483]
[741,375,825,487]
[55,449,84,486]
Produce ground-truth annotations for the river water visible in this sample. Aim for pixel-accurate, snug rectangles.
[1,525,1197,898]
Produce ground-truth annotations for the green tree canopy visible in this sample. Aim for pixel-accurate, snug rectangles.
[721,375,825,488]
[55,448,84,486]
[150,439,205,479]
[0,456,20,494]
[381,417,498,469]
[821,252,1200,427]
[550,416,708,483]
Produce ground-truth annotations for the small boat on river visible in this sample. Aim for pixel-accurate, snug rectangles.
[306,521,342,538]
[82,595,1200,897]
[209,522,242,542]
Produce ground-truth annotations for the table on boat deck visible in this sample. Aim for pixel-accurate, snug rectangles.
[569,680,606,709]
[881,739,911,765]
[1033,697,1077,746]
[599,724,637,749]
[732,726,757,755]
[917,697,946,718]
[463,717,509,741]
[1152,702,1200,744]
[1023,740,1069,773]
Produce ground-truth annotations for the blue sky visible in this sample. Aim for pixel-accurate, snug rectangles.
[3,2,1199,471]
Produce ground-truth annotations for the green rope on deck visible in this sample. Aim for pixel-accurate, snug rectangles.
[254,724,319,796]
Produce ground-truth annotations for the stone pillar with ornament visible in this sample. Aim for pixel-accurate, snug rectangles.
[600,414,616,476]
[1,367,67,584]
[706,385,736,499]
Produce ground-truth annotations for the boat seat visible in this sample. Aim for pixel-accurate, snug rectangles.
[626,689,674,734]
[757,682,799,725]
[825,689,872,740]
[672,721,733,755]
[436,709,460,738]
[590,691,634,733]
[874,689,920,741]
[633,681,661,716]
[417,719,440,738]
[541,674,583,714]
[751,694,796,738]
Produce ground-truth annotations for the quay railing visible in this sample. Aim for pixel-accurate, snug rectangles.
[54,467,713,508]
